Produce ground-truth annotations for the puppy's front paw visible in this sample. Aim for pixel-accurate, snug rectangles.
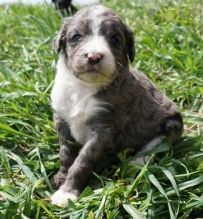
[53,171,66,188]
[51,189,78,207]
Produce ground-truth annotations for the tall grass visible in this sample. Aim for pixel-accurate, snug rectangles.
[0,0,202,218]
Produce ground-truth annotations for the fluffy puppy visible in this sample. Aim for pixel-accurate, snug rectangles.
[52,0,77,14]
[50,5,183,207]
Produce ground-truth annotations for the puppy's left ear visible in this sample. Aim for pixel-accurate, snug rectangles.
[124,25,135,62]
[53,17,72,53]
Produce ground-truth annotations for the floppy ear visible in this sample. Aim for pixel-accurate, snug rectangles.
[124,25,135,62]
[53,17,72,53]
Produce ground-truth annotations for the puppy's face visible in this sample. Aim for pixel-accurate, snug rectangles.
[55,6,135,85]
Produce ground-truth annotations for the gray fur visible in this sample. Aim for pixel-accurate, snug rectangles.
[53,114,78,188]
[52,6,183,196]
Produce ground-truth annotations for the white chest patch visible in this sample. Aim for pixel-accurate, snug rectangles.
[51,55,106,144]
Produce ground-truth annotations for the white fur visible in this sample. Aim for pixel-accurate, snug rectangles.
[51,54,107,144]
[91,7,107,34]
[51,189,77,207]
[81,35,114,69]
[51,8,115,142]
[139,135,165,153]
[75,6,116,83]
[130,136,165,165]
[73,34,116,84]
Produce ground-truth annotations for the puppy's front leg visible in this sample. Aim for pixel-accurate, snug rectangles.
[53,113,78,188]
[51,130,112,207]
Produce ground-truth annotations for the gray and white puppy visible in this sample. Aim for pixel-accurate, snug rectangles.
[50,5,183,207]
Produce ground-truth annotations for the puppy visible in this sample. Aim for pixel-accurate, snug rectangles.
[52,0,77,14]
[50,5,183,207]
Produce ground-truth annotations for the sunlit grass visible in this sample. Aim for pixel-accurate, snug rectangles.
[0,0,202,218]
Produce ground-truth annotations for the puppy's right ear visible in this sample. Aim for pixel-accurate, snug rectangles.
[53,17,72,53]
[124,25,135,63]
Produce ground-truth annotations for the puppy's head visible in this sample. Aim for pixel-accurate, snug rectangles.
[54,5,135,85]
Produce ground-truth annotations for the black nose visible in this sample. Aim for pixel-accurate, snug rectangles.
[87,53,104,64]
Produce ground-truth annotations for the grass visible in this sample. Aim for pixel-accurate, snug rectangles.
[0,0,203,218]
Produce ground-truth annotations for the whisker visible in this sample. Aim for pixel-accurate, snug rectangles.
[115,60,123,68]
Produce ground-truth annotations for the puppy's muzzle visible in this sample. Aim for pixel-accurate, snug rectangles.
[86,52,104,65]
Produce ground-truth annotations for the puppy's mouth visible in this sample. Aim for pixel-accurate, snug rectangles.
[76,66,106,76]
[77,70,106,79]
[71,60,116,85]
[83,65,102,73]
[75,68,113,85]
[83,70,105,75]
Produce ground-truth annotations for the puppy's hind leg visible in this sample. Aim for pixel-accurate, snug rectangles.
[131,113,183,165]
[130,135,165,165]
[161,113,183,144]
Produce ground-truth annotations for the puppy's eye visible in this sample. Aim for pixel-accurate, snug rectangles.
[110,34,120,45]
[69,34,82,43]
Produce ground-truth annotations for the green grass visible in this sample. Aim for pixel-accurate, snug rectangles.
[0,0,203,218]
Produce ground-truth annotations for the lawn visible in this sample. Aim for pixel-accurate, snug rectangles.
[0,0,203,218]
